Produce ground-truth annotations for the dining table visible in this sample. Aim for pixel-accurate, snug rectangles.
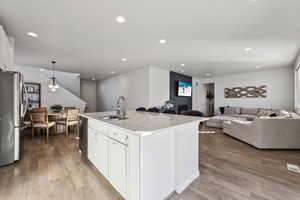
[48,112,66,134]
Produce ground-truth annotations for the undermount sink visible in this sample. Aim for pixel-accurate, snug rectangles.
[97,115,129,121]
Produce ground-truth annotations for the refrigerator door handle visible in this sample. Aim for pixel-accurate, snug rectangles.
[21,85,28,118]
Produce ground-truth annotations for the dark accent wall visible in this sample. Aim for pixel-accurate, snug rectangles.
[170,71,192,113]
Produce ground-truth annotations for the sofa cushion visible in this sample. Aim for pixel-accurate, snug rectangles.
[233,120,252,125]
[274,110,291,119]
[290,112,300,119]
[276,109,290,116]
[257,109,275,117]
[240,108,258,115]
[233,114,256,121]
[224,107,241,115]
[209,115,246,123]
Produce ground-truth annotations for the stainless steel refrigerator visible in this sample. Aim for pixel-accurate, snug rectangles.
[0,71,27,166]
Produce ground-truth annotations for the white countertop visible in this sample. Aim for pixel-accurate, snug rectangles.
[80,111,208,133]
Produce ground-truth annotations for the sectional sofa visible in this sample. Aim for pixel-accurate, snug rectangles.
[206,106,300,149]
[228,118,300,149]
[220,107,275,121]
[206,107,273,128]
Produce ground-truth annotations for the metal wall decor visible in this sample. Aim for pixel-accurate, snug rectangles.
[224,85,267,98]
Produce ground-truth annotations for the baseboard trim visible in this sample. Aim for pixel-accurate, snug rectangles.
[175,170,200,194]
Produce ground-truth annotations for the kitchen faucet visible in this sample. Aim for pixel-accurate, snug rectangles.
[116,96,126,117]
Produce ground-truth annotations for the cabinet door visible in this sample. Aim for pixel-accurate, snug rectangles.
[108,139,128,198]
[94,131,108,178]
[87,128,96,165]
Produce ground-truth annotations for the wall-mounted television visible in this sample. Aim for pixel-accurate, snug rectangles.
[177,81,192,97]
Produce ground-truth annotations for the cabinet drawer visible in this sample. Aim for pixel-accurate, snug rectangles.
[88,119,108,135]
[109,128,128,144]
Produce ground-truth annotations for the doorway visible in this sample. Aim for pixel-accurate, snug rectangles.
[203,83,215,117]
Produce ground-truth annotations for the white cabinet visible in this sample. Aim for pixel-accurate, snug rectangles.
[88,120,134,200]
[87,127,108,178]
[87,128,97,165]
[108,138,128,198]
[95,131,108,178]
[84,115,202,200]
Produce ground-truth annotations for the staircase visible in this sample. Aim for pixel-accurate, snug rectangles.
[45,85,86,113]
[15,65,86,112]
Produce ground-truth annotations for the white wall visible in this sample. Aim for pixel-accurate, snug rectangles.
[15,65,86,111]
[97,66,171,112]
[97,67,149,111]
[148,66,170,107]
[195,68,294,111]
[0,25,14,71]
[80,80,97,112]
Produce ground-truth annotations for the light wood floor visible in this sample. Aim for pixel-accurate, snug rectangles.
[1,128,300,200]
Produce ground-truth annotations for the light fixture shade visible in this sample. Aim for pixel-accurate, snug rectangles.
[48,61,59,92]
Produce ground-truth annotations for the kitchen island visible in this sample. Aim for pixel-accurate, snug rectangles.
[80,111,208,200]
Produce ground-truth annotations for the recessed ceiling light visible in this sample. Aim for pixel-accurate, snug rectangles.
[40,68,45,72]
[111,71,115,74]
[92,78,96,81]
[159,39,167,44]
[115,16,126,23]
[27,32,38,37]
[121,58,127,61]
[244,47,252,52]
[256,66,263,69]
[206,73,211,77]
[181,64,186,67]
[250,0,257,2]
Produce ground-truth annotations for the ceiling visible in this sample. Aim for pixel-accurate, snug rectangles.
[0,0,300,80]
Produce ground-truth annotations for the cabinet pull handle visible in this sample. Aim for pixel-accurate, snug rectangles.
[108,136,128,147]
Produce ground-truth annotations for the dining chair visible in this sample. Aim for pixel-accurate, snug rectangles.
[64,106,76,111]
[57,109,80,136]
[136,107,146,111]
[181,110,204,117]
[147,107,160,113]
[29,108,57,140]
[61,106,76,120]
[162,109,176,114]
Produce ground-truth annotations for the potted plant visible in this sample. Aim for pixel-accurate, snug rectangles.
[50,104,63,113]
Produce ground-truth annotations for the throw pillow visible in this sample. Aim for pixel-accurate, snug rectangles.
[269,113,277,117]
[290,112,300,119]
[257,109,274,117]
[276,110,291,119]
[224,107,241,115]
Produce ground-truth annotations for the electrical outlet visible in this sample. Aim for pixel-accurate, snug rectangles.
[287,163,300,173]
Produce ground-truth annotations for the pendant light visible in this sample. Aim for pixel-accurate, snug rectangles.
[48,61,59,92]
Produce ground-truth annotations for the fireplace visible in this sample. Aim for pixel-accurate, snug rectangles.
[178,104,188,114]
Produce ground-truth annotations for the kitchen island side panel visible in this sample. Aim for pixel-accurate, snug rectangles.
[139,129,175,200]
